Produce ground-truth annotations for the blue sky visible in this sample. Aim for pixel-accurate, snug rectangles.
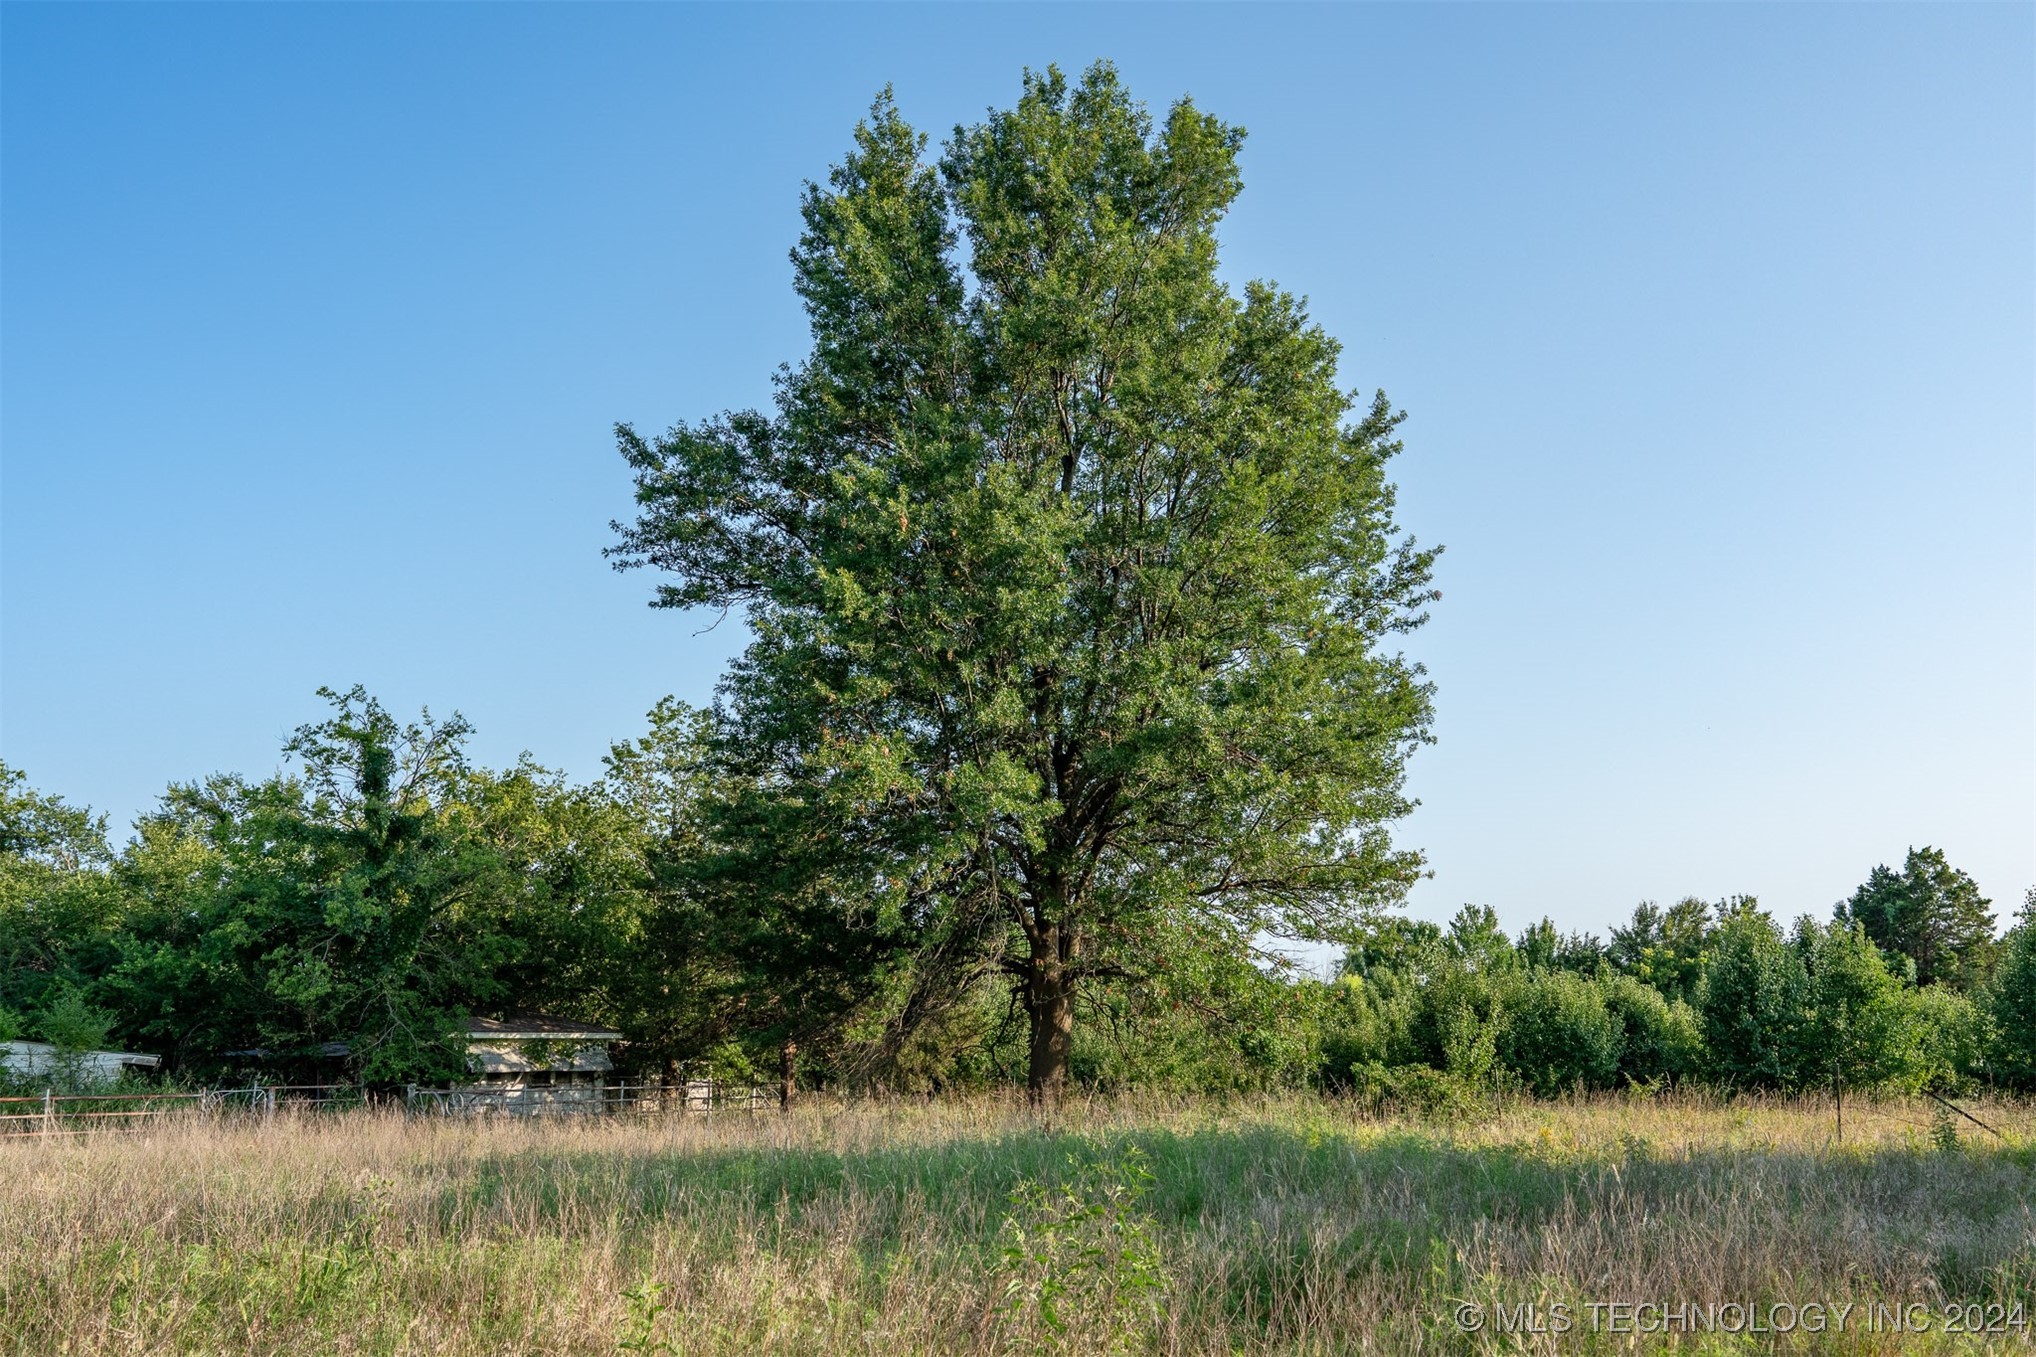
[4,3,2030,942]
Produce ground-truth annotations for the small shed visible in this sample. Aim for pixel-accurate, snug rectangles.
[1,1040,160,1084]
[451,1015,622,1115]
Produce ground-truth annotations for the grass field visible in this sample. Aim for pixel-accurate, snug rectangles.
[3,1093,2032,1355]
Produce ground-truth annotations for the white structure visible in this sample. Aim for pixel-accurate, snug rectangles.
[1,1040,160,1083]
[445,1015,621,1115]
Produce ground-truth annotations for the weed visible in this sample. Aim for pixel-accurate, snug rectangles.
[993,1143,1169,1355]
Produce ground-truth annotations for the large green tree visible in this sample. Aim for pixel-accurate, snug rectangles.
[104,688,516,1080]
[0,763,124,1027]
[613,65,1439,1096]
[1840,847,1996,990]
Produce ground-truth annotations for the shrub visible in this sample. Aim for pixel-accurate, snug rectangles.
[1801,922,1917,1093]
[1497,971,1623,1096]
[1699,910,1810,1089]
[995,1147,1169,1357]
[1315,975,1419,1088]
[1599,972,1702,1087]
[1983,894,2036,1090]
[1903,984,1985,1093]
[1341,1060,1488,1120]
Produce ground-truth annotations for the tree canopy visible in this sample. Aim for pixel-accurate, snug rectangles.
[1840,846,1997,991]
[611,64,1441,1094]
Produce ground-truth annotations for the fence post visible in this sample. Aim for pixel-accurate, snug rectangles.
[42,1087,53,1135]
[265,1086,276,1122]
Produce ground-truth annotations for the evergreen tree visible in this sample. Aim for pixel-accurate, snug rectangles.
[1841,847,1996,990]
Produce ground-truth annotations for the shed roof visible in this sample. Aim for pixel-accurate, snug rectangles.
[464,1015,622,1042]
[2,1040,160,1074]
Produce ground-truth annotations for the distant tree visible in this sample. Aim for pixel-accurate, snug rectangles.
[0,763,124,1022]
[1498,970,1623,1095]
[611,66,1440,1097]
[1444,905,1516,973]
[1983,889,2036,1089]
[1340,917,1445,983]
[1903,984,1985,1093]
[1598,972,1702,1087]
[451,754,664,1062]
[1840,847,1996,990]
[1516,917,1605,975]
[592,698,745,1079]
[1698,905,1809,1089]
[1800,921,1917,1093]
[1608,896,1713,1004]
[103,688,514,1081]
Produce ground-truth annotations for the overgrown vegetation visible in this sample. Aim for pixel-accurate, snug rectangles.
[2,729,2031,1101]
[1,64,2027,1104]
[2,1096,2031,1355]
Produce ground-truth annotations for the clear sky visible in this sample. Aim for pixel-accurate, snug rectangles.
[4,3,2030,944]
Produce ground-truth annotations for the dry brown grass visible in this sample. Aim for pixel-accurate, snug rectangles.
[2,1092,2031,1355]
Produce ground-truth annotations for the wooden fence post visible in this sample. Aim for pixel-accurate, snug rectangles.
[42,1087,53,1135]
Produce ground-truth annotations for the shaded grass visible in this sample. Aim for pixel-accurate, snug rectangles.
[2,1093,2032,1355]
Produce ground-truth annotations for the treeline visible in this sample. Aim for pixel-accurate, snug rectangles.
[3,687,2030,1099]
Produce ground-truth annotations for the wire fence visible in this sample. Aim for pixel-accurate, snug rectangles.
[0,1084,365,1137]
[403,1080,781,1119]
[0,1079,782,1136]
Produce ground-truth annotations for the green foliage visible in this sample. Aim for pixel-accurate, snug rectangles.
[1443,905,1517,974]
[1800,921,1917,1092]
[35,983,113,1054]
[1316,973,1421,1086]
[1515,917,1605,976]
[1698,906,1810,1089]
[1608,897,1714,1004]
[1339,917,1445,983]
[99,688,503,1080]
[1930,1101,1962,1153]
[616,1280,677,1355]
[9,680,2024,1107]
[0,762,125,1022]
[610,63,1439,1094]
[995,1146,1169,1356]
[1983,891,2036,1089]
[1337,1060,1489,1119]
[1904,984,1986,1093]
[1597,972,1702,1087]
[1841,847,1997,991]
[1497,970,1623,1096]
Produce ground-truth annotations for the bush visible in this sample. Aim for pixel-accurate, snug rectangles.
[1801,922,1917,1093]
[1407,961,1512,1075]
[1497,971,1623,1096]
[1699,910,1810,1089]
[1599,973,1702,1087]
[1902,985,1985,1093]
[1341,1061,1489,1120]
[1314,975,1418,1088]
[1984,896,2036,1090]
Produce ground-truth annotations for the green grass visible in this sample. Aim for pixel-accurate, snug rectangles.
[2,1094,2032,1354]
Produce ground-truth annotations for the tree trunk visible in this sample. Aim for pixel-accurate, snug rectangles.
[779,1040,798,1112]
[1025,928,1074,1102]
